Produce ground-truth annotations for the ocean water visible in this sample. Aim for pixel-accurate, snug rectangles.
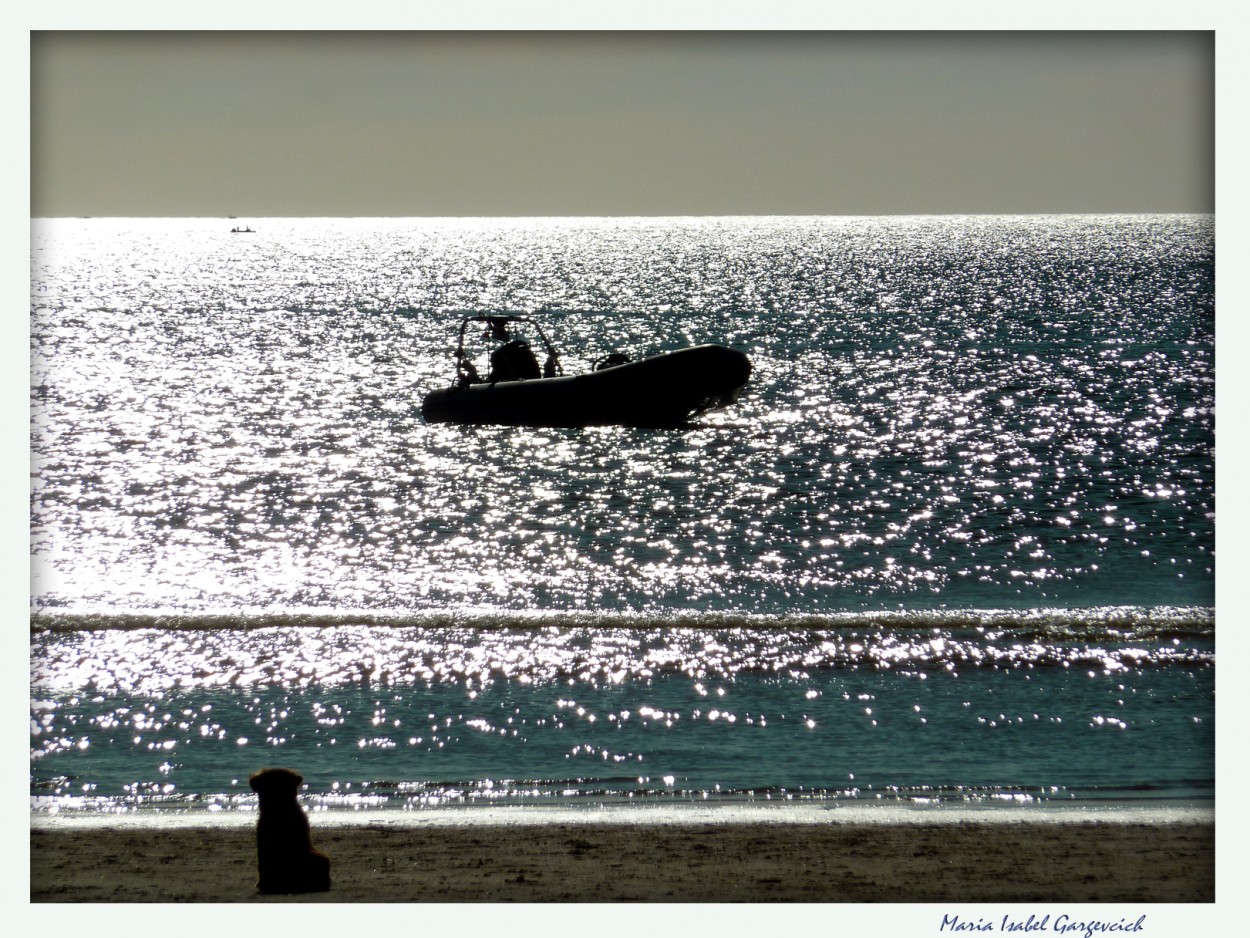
[29,215,1214,815]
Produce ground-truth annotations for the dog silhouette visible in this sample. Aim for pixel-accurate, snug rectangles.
[249,767,331,894]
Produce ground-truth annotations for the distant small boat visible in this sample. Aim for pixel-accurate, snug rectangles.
[230,226,255,233]
[421,315,751,429]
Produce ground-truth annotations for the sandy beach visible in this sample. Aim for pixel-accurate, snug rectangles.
[29,808,1214,903]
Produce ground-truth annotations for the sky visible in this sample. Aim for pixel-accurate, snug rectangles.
[30,30,1213,217]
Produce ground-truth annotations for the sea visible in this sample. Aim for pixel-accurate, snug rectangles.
[29,214,1214,819]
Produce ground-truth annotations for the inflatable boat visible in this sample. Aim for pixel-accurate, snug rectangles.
[421,315,751,428]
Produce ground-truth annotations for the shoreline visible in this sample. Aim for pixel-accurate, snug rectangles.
[30,804,1214,903]
[30,798,1216,828]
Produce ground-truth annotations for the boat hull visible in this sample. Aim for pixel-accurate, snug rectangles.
[421,344,751,428]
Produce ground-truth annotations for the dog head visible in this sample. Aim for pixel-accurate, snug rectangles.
[249,767,304,799]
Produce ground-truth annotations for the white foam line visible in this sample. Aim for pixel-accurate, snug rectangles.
[30,800,1214,831]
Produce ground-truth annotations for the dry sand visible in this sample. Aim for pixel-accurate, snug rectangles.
[29,809,1213,903]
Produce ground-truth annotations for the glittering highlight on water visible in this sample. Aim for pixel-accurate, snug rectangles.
[30,215,1213,816]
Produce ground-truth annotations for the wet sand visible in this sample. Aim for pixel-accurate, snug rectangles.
[29,810,1214,903]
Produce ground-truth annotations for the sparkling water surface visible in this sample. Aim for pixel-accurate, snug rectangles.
[30,215,1214,814]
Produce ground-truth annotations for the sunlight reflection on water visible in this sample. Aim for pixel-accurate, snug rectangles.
[32,215,1213,616]
[30,215,1214,812]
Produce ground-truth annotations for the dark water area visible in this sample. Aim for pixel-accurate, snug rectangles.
[31,616,1213,812]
